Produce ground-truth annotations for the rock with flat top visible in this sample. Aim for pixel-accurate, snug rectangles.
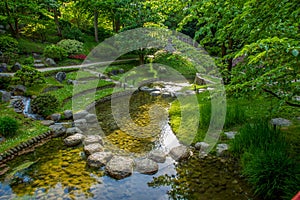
[64,133,85,147]
[134,158,158,175]
[84,143,103,155]
[148,149,166,163]
[169,145,190,161]
[270,118,292,127]
[106,156,134,180]
[87,152,113,167]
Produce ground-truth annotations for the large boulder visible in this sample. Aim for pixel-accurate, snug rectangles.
[169,145,190,161]
[87,152,113,167]
[84,143,103,155]
[66,127,83,136]
[0,63,8,72]
[106,156,134,180]
[11,62,22,72]
[45,58,57,67]
[12,85,26,96]
[148,149,166,163]
[63,110,73,120]
[83,135,103,145]
[216,143,228,156]
[134,158,158,175]
[64,133,85,147]
[50,113,61,122]
[55,72,66,83]
[49,124,66,137]
[0,91,11,102]
[73,110,89,120]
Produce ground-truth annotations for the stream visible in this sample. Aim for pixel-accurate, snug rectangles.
[0,91,256,200]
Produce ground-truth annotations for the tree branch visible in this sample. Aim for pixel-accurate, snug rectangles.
[263,88,300,107]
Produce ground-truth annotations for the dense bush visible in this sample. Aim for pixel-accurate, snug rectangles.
[31,94,59,117]
[0,76,12,90]
[62,26,84,42]
[12,65,45,86]
[0,116,19,137]
[57,39,83,55]
[43,45,67,61]
[0,35,19,63]
[23,56,34,65]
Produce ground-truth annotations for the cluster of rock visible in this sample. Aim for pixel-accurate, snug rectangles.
[60,115,192,180]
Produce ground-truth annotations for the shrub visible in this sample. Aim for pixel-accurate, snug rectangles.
[12,65,45,86]
[57,39,83,55]
[43,45,67,61]
[23,56,34,65]
[0,35,19,63]
[0,116,19,137]
[243,145,299,200]
[68,54,87,60]
[0,76,12,90]
[62,26,84,42]
[31,94,59,117]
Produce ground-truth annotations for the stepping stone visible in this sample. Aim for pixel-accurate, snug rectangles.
[40,120,55,126]
[83,135,103,145]
[74,119,88,131]
[63,110,73,119]
[66,127,83,136]
[270,118,292,127]
[87,152,113,167]
[169,145,190,161]
[84,143,103,155]
[49,124,66,137]
[64,133,85,147]
[134,158,158,175]
[73,110,89,120]
[148,149,166,163]
[224,131,237,139]
[106,156,134,180]
[33,63,45,68]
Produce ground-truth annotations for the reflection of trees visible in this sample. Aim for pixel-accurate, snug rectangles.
[148,154,256,200]
[8,139,102,199]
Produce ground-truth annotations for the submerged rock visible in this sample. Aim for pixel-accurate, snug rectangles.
[148,149,166,163]
[87,152,113,167]
[134,158,158,175]
[64,133,85,147]
[106,156,134,180]
[169,145,190,161]
[84,143,103,155]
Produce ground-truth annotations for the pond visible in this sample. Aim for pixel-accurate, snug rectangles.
[0,92,256,200]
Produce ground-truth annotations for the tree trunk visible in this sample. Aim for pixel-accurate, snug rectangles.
[94,11,99,42]
[14,18,20,38]
[53,8,62,37]
[139,53,144,65]
[221,43,226,57]
[114,17,120,33]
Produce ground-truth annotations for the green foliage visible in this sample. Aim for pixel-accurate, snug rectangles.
[242,144,299,200]
[23,56,34,65]
[231,121,299,199]
[12,65,45,86]
[31,94,59,117]
[62,26,84,42]
[57,39,83,55]
[153,50,197,78]
[0,116,19,137]
[0,76,12,90]
[0,35,19,63]
[43,45,67,61]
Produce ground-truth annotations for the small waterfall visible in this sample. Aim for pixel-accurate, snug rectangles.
[22,97,43,120]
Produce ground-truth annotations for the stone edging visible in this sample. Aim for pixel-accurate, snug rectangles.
[0,130,53,165]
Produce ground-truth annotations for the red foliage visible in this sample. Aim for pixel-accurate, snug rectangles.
[68,54,87,60]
